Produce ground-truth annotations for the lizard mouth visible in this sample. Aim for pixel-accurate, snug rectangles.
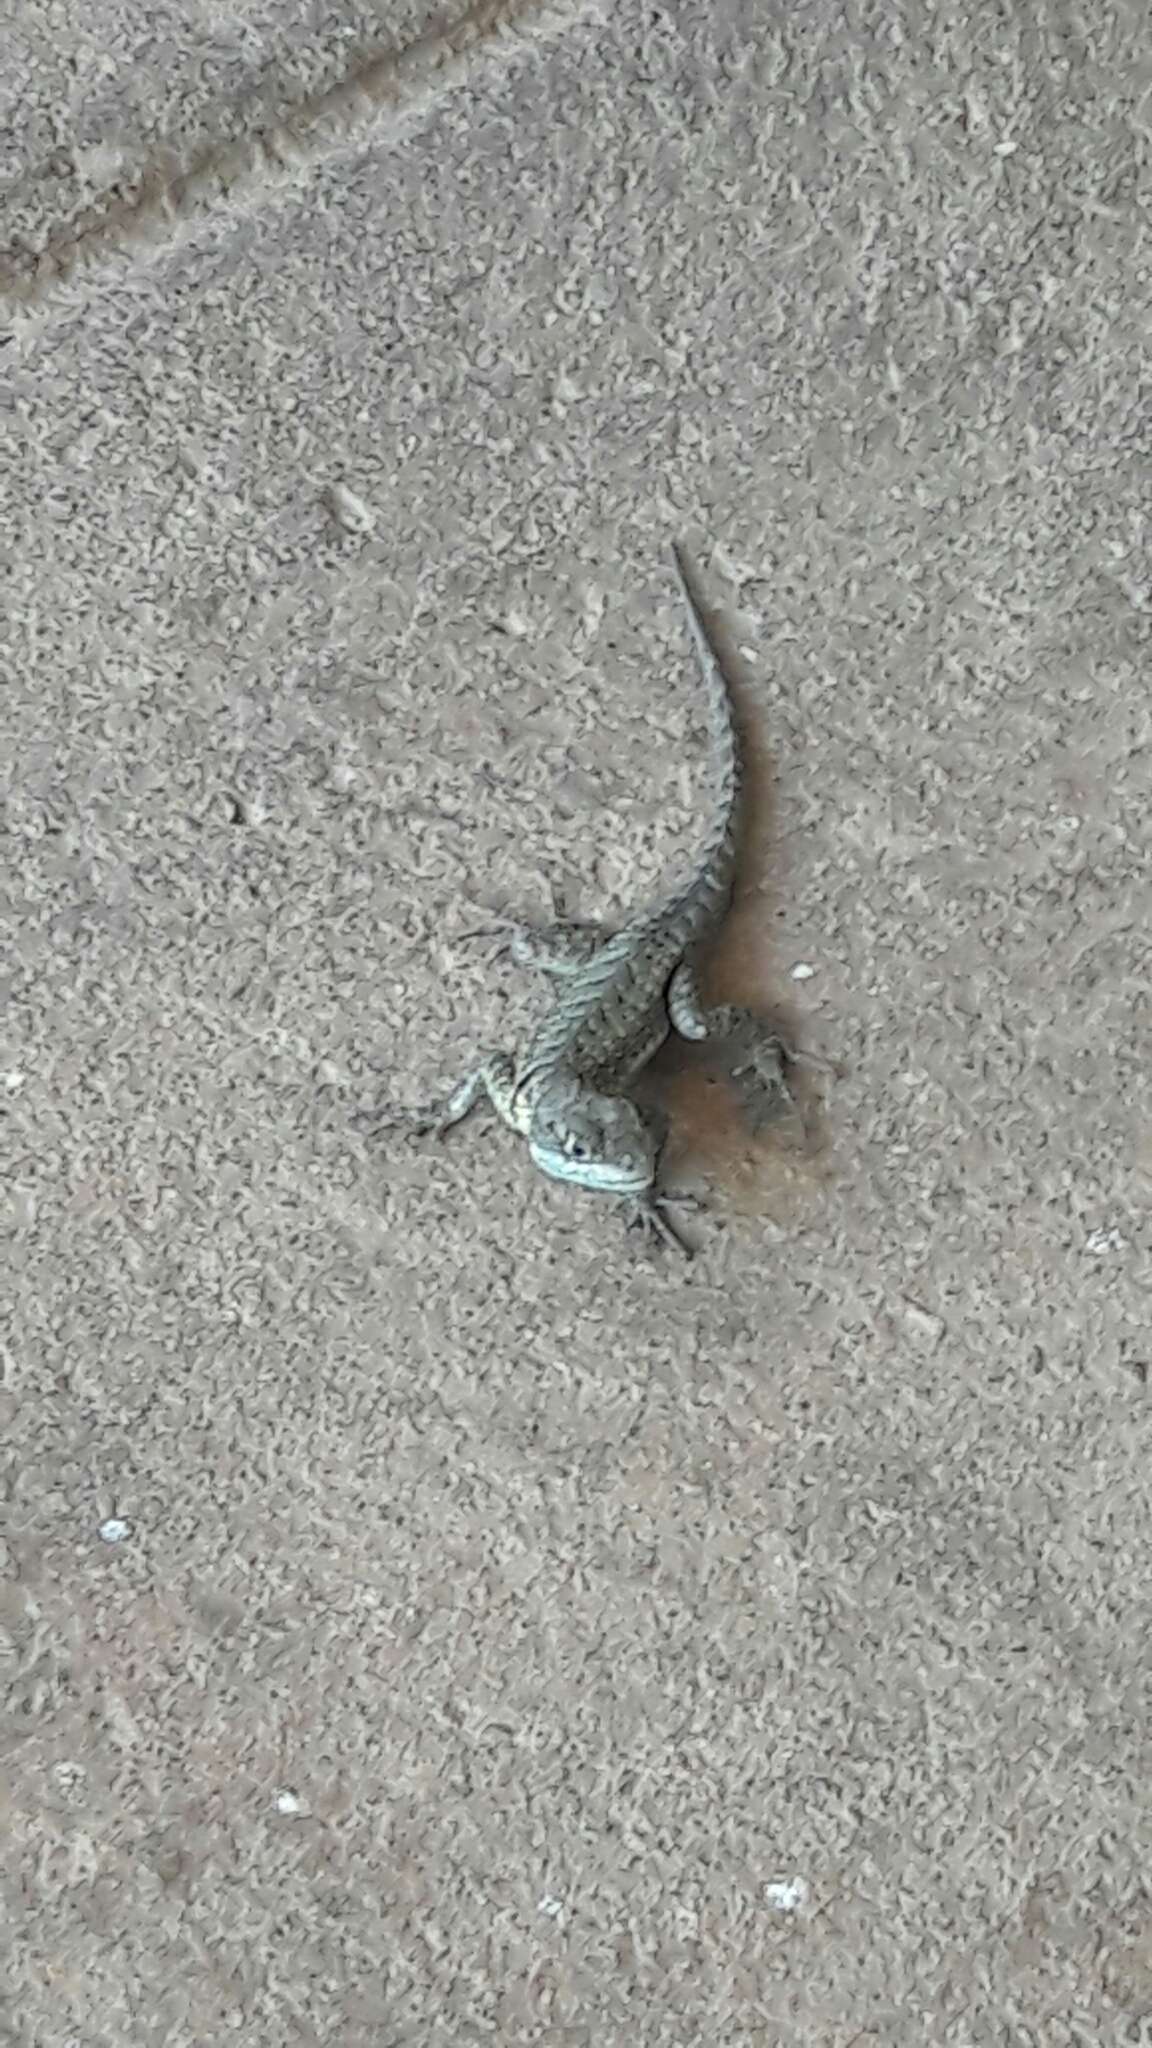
[528,1144,654,1196]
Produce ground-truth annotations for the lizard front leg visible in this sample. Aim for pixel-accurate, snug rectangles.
[667,960,794,1132]
[617,1100,702,1258]
[375,1050,518,1138]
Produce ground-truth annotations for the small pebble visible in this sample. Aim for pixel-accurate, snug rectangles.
[901,1300,944,1346]
[323,481,376,534]
[764,1876,808,1912]
[1086,1227,1127,1256]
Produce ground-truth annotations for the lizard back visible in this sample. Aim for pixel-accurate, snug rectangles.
[512,548,744,1102]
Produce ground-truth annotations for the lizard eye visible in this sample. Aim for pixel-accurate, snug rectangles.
[566,1138,588,1160]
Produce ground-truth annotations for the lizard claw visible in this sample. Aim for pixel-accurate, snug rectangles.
[625,1191,698,1258]
[454,923,517,976]
[362,1107,439,1140]
[784,1044,840,1079]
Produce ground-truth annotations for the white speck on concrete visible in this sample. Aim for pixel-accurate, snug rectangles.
[537,1895,564,1917]
[323,480,376,533]
[901,1299,945,1346]
[789,962,817,981]
[4,1070,25,1094]
[98,1518,131,1544]
[764,1875,809,1912]
[1086,1227,1127,1255]
[275,1790,306,1815]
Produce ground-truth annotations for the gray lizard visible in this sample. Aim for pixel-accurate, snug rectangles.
[381,545,808,1254]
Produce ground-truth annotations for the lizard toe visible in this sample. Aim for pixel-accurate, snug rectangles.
[625,1193,697,1258]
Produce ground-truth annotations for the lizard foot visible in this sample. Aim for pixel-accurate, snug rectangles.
[782,1043,840,1079]
[456,917,519,969]
[728,1045,796,1135]
[625,1190,700,1258]
[363,1103,457,1140]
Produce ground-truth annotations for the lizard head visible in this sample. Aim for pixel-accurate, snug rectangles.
[528,1088,661,1196]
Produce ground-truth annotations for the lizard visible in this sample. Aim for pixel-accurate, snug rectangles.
[379,545,810,1255]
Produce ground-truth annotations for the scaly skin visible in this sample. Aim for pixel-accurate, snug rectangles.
[382,546,799,1255]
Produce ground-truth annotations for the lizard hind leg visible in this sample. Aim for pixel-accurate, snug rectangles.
[667,960,794,1132]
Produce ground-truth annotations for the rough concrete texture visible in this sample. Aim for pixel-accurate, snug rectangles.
[3,0,1151,2041]
[1,0,457,276]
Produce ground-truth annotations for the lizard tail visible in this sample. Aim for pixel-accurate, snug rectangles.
[668,544,743,912]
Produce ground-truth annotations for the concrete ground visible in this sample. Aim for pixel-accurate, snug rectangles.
[3,1,1150,2042]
